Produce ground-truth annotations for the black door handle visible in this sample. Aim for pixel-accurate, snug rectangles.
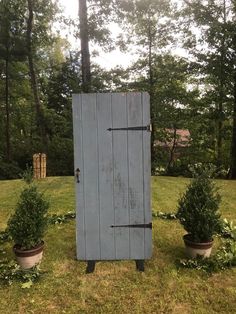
[75,168,80,183]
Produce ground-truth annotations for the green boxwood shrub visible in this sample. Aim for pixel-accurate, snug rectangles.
[8,184,49,250]
[177,169,221,243]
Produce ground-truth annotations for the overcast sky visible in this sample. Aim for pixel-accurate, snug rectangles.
[59,0,78,18]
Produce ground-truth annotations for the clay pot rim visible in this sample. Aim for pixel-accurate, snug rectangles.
[183,234,213,249]
[13,241,44,257]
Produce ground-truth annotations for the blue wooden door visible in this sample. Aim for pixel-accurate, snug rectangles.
[72,92,152,261]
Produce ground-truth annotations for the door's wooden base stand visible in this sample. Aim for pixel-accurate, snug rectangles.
[85,260,145,273]
[86,261,96,273]
[135,260,145,272]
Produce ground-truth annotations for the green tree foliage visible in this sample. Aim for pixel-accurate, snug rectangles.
[181,0,236,175]
[0,0,28,162]
[116,0,179,171]
[0,0,236,179]
[0,0,82,177]
[127,54,196,174]
[42,52,81,175]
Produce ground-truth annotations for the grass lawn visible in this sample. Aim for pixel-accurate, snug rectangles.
[0,176,236,314]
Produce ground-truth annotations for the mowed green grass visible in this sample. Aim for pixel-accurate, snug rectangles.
[0,176,236,314]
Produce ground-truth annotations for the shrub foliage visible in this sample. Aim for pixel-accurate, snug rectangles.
[8,185,49,250]
[177,171,221,243]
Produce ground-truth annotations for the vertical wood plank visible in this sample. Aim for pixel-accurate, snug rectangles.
[112,93,130,259]
[142,92,152,258]
[72,94,86,259]
[81,94,100,260]
[41,153,46,178]
[33,154,40,179]
[97,93,115,259]
[127,92,145,259]
[33,154,38,179]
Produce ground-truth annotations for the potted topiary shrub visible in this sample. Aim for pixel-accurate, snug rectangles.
[8,168,49,269]
[177,167,221,258]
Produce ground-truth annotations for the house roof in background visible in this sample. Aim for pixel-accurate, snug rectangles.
[155,129,191,148]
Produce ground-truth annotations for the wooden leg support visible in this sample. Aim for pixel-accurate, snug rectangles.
[135,260,145,272]
[86,261,96,274]
[86,260,144,273]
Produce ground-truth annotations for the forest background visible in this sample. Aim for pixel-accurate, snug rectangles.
[0,0,236,179]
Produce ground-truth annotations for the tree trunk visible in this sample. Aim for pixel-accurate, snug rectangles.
[26,0,45,147]
[166,128,177,173]
[79,0,91,93]
[216,0,226,169]
[5,46,11,161]
[147,17,155,173]
[217,91,223,168]
[228,72,236,179]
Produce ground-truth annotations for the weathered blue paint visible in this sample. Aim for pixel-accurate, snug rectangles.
[72,92,152,261]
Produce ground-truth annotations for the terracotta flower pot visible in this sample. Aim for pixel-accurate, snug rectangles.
[13,241,44,269]
[183,234,213,258]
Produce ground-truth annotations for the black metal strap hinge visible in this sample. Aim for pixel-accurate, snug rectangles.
[111,223,152,229]
[107,124,152,132]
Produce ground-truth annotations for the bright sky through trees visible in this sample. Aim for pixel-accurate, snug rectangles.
[59,0,78,18]
[58,0,135,68]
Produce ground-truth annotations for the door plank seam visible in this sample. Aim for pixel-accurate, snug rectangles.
[96,94,101,260]
[81,95,87,259]
[126,93,131,259]
[111,94,116,260]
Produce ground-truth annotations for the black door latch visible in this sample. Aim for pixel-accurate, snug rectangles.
[75,168,80,183]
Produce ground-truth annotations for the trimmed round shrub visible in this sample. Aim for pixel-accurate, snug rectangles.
[177,171,221,243]
[8,184,49,250]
